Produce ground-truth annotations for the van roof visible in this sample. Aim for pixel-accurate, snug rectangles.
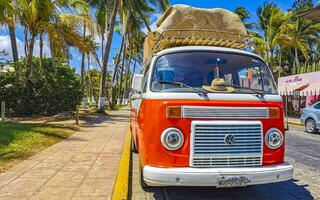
[154,46,263,61]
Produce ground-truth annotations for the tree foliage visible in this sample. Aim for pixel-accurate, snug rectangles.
[236,1,320,77]
[0,58,82,116]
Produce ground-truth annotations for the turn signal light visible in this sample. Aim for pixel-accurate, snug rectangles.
[166,106,182,118]
[269,107,280,119]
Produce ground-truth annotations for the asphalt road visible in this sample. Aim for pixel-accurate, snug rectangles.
[129,125,320,200]
[286,126,320,170]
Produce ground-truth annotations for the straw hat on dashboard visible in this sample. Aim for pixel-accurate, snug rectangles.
[202,78,235,93]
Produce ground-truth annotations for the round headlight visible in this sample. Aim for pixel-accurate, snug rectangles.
[265,128,283,149]
[161,128,184,151]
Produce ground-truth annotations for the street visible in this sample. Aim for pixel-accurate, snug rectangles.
[129,125,320,200]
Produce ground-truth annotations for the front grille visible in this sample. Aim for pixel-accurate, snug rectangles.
[183,106,269,119]
[193,157,261,167]
[190,121,262,168]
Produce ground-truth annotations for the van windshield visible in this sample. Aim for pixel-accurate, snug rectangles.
[150,51,277,94]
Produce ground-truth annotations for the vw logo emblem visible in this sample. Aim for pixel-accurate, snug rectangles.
[224,135,236,145]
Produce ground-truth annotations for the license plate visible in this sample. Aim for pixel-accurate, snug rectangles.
[217,176,251,188]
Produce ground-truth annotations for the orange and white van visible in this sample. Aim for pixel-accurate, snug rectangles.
[130,46,293,188]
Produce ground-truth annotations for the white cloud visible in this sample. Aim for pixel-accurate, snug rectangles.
[93,32,106,46]
[0,35,51,62]
[0,35,24,61]
[33,39,51,58]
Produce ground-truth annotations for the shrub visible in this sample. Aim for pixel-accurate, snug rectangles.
[0,58,83,116]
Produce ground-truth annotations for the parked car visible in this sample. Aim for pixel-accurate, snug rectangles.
[300,102,320,133]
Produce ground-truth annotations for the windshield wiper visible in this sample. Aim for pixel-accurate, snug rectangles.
[226,85,265,97]
[158,81,207,96]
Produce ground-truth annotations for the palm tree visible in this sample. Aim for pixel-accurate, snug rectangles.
[17,0,95,77]
[131,0,170,32]
[98,0,119,111]
[0,0,19,62]
[234,7,255,31]
[291,0,314,13]
[117,45,127,103]
[286,17,320,68]
[254,3,291,69]
[97,0,170,111]
[90,0,113,62]
[122,26,145,103]
[81,22,87,85]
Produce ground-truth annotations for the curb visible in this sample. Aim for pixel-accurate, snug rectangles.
[288,122,304,127]
[112,129,131,200]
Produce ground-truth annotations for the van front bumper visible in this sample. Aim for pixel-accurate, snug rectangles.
[143,162,293,187]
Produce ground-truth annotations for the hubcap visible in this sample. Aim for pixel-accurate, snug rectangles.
[306,120,315,132]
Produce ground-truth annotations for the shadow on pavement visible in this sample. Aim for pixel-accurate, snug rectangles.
[130,151,314,200]
[80,110,129,127]
[141,179,313,200]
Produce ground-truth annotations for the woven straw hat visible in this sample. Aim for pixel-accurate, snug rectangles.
[202,78,235,93]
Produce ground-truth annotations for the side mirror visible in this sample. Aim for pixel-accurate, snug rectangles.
[131,74,145,93]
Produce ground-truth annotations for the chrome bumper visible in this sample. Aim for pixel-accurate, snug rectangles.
[143,162,293,187]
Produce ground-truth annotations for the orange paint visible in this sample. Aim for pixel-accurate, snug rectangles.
[131,99,285,168]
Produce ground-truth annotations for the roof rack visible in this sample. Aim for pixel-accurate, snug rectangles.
[143,29,250,62]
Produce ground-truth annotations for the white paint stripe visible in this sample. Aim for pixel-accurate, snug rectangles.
[143,93,282,102]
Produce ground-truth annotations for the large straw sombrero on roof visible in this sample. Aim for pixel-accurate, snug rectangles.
[203,78,235,93]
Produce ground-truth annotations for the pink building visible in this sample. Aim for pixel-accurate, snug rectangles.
[278,71,320,115]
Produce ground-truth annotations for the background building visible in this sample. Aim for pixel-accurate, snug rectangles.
[278,71,320,116]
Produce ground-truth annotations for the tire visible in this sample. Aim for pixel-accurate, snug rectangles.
[305,118,318,133]
[131,135,138,153]
[139,157,148,189]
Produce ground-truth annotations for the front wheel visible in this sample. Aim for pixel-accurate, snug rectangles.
[305,118,318,133]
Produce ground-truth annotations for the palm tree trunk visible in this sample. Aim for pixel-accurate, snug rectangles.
[112,38,125,83]
[110,37,125,109]
[87,55,93,100]
[39,32,44,75]
[49,40,56,69]
[8,24,18,62]
[24,28,28,60]
[269,47,274,71]
[278,48,282,78]
[98,0,119,111]
[294,47,300,68]
[101,33,104,64]
[132,58,137,74]
[26,33,36,78]
[81,22,86,86]
[123,55,131,102]
[117,46,126,104]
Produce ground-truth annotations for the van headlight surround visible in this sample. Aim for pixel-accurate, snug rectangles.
[161,128,184,151]
[265,128,283,149]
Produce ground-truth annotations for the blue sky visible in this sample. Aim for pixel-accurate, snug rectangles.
[0,0,318,74]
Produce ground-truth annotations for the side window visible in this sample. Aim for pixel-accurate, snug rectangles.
[314,103,320,109]
[260,67,276,94]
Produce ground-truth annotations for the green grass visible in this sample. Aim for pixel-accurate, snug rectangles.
[115,104,124,110]
[0,122,75,172]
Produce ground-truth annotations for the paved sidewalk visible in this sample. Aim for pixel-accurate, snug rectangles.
[0,108,129,200]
